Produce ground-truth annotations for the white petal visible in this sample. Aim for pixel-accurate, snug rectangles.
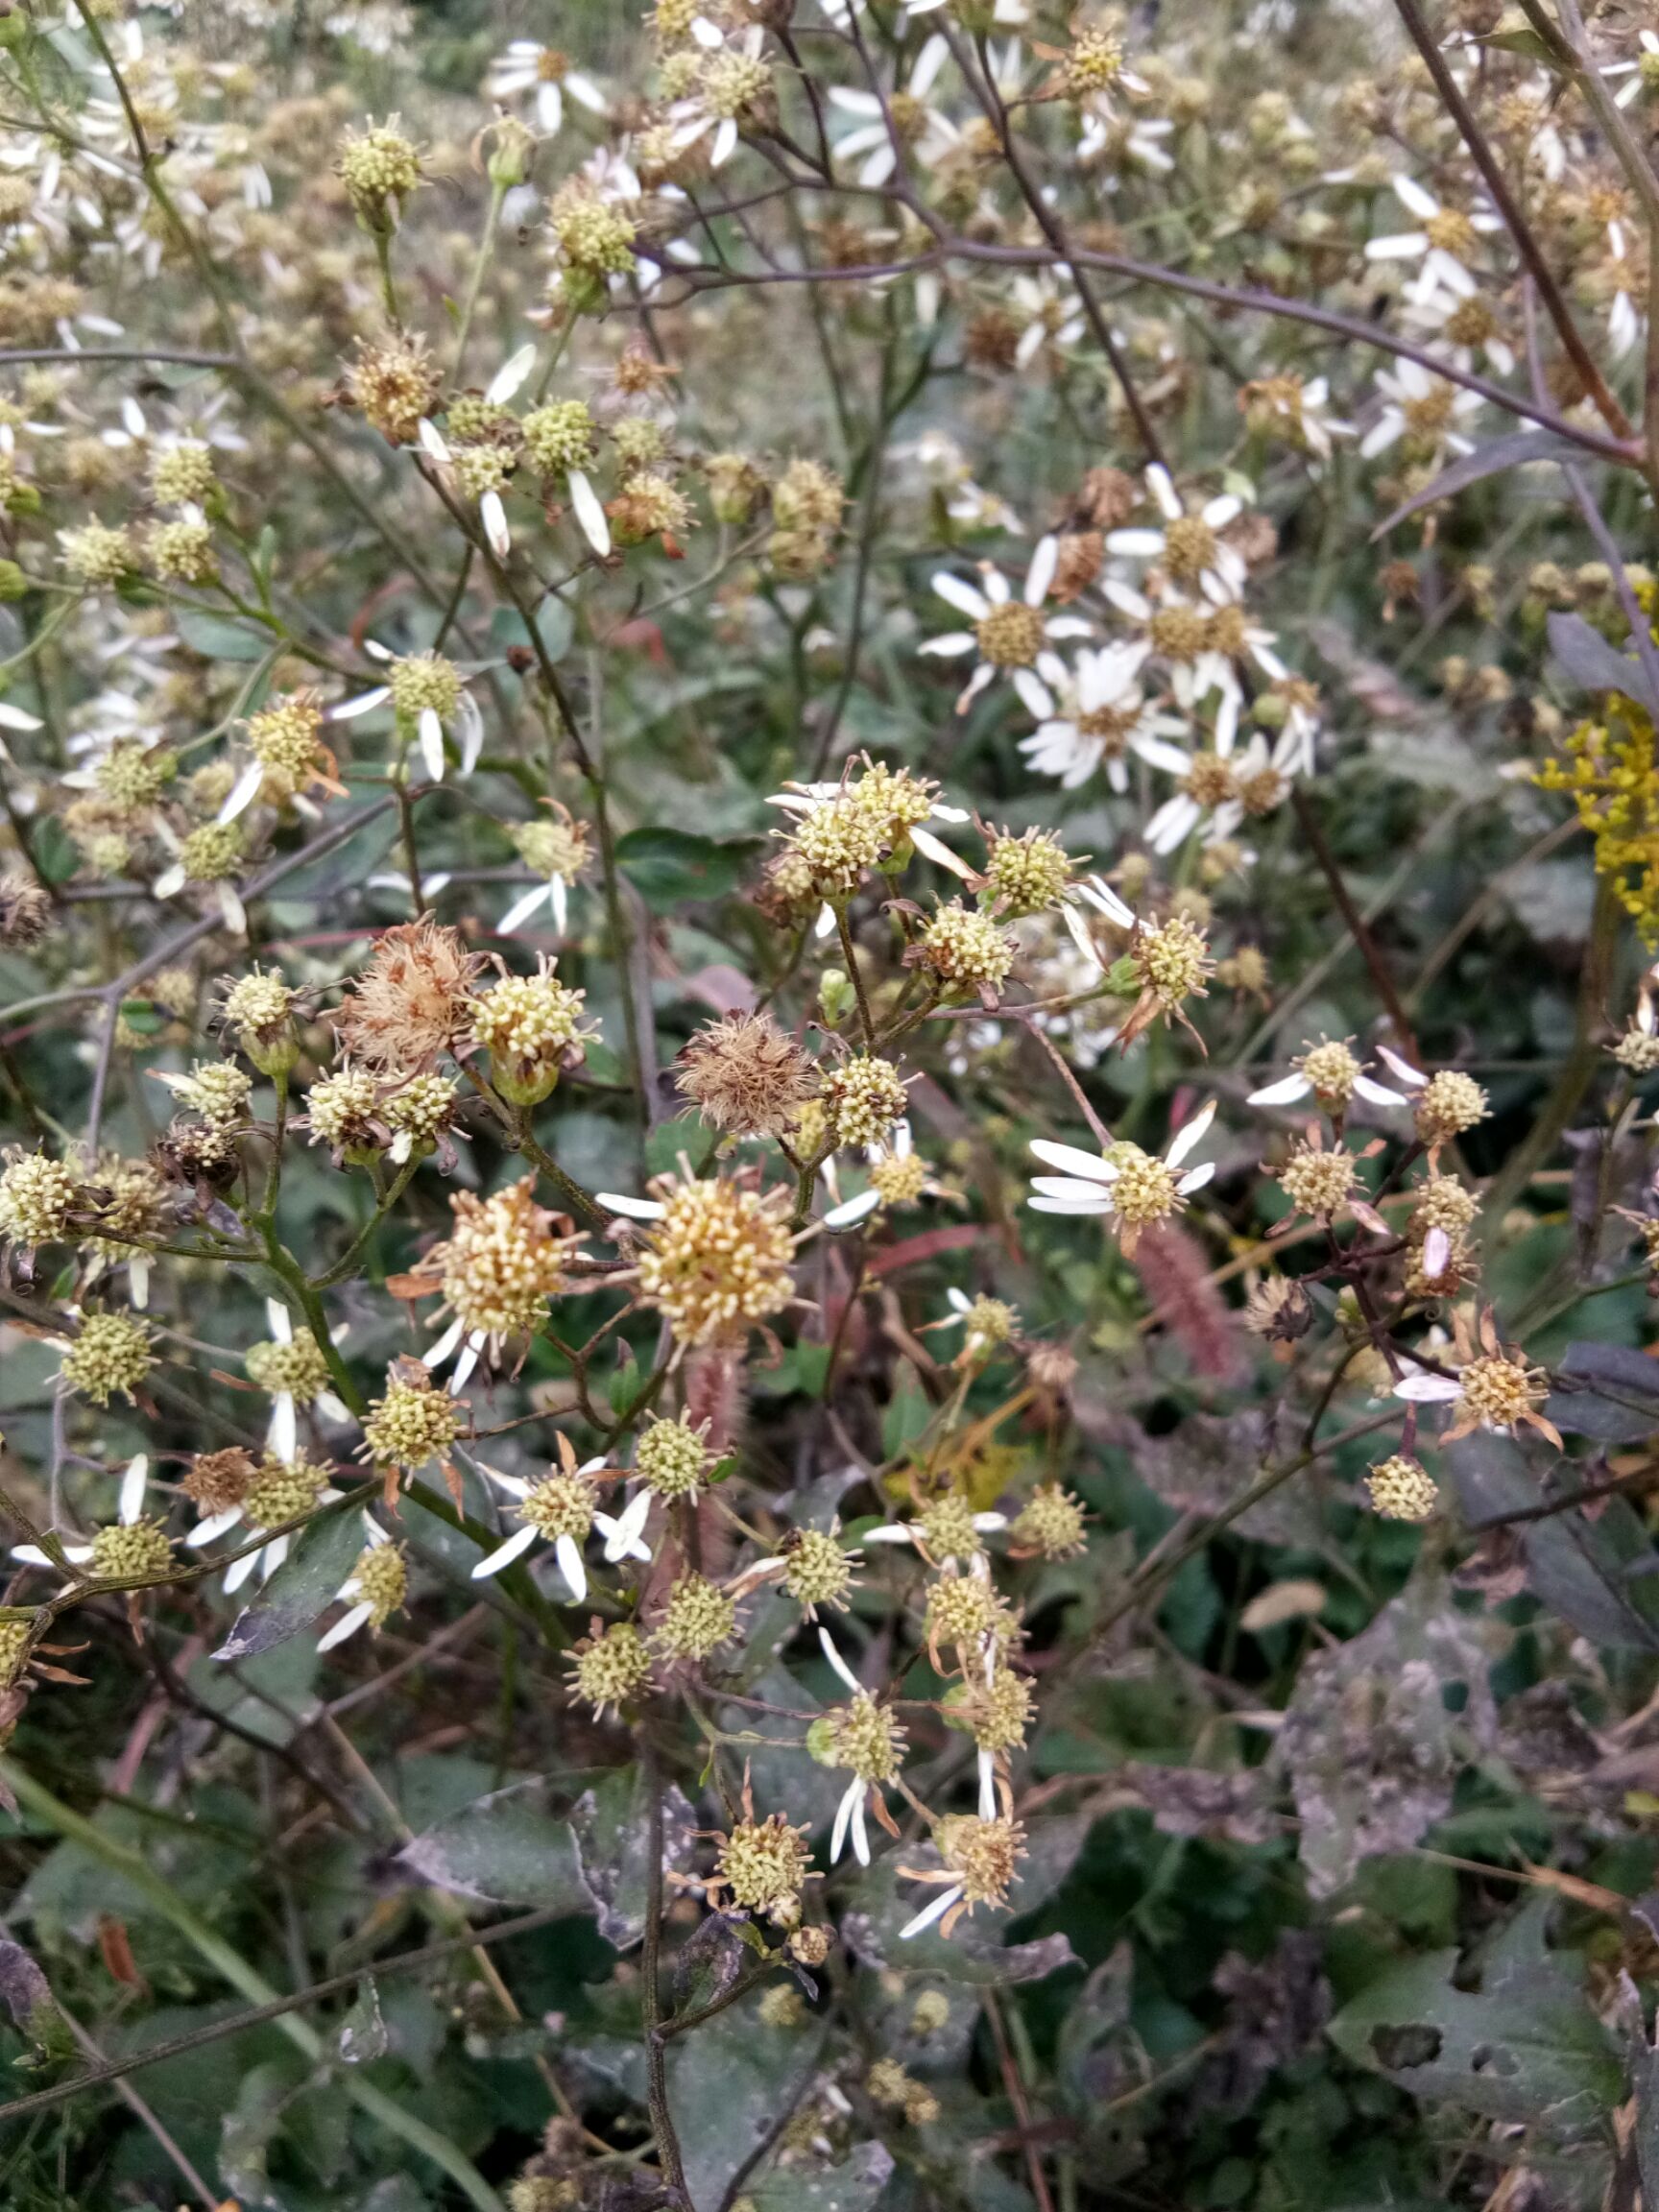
[1166,1099,1217,1169]
[331,685,392,722]
[1075,877,1136,927]
[187,1507,244,1548]
[499,881,553,935]
[830,1776,856,1864]
[1023,534,1058,607]
[1105,528,1166,559]
[0,703,40,733]
[1029,1139,1116,1181]
[422,1314,467,1369]
[455,689,485,776]
[568,469,612,556]
[824,1189,882,1229]
[556,1531,588,1601]
[419,708,445,782]
[317,1600,373,1652]
[450,1336,482,1394]
[1352,1074,1408,1107]
[1028,1191,1115,1214]
[152,864,185,900]
[932,571,992,621]
[486,343,538,405]
[1423,1226,1451,1277]
[471,1522,541,1578]
[268,1393,298,1464]
[1393,173,1439,219]
[1393,1373,1461,1402]
[595,1192,666,1220]
[223,1546,263,1594]
[1374,1046,1426,1087]
[711,117,738,165]
[900,1885,964,1939]
[1248,1073,1311,1106]
[910,825,976,879]
[851,1790,870,1866]
[217,758,266,826]
[819,1625,862,1693]
[978,1748,997,1820]
[948,1286,973,1313]
[481,489,512,561]
[418,418,452,465]
[118,1454,149,1525]
[1012,668,1055,720]
[1175,1162,1215,1195]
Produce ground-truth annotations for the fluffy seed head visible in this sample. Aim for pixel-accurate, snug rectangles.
[1243,1275,1312,1341]
[335,919,484,1074]
[347,332,443,446]
[0,871,51,950]
[677,1012,818,1139]
[183,1447,257,1516]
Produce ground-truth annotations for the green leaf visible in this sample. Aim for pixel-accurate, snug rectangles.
[213,1503,369,1662]
[30,814,78,885]
[665,1989,824,2210]
[568,1764,699,1950]
[837,1855,1078,1985]
[117,996,166,1037]
[397,1777,589,1911]
[1328,1897,1623,2131]
[175,607,271,661]
[615,826,756,910]
[747,2142,894,2212]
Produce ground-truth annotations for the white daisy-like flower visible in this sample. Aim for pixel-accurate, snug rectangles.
[1007,271,1089,372]
[329,643,485,787]
[864,1479,1008,1551]
[1601,222,1646,364]
[920,539,1093,713]
[1026,1099,1218,1241]
[1017,641,1187,792]
[818,1627,897,1868]
[821,1119,947,1229]
[1247,1046,1412,1113]
[827,36,956,186]
[186,1462,346,1596]
[252,1298,352,1461]
[1603,27,1659,106]
[469,1456,650,1597]
[1358,357,1485,466]
[669,23,767,169]
[1400,285,1517,378]
[316,1516,397,1652]
[1363,174,1502,303]
[1140,708,1310,856]
[11,1454,149,1575]
[486,43,607,136]
[414,342,539,563]
[1107,465,1249,600]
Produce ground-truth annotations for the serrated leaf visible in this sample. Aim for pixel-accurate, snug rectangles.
[213,1507,368,1662]
[1328,1897,1623,2130]
[568,1765,698,1950]
[397,1777,589,1911]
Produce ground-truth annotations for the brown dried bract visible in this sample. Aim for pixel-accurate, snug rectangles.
[332,916,484,1073]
